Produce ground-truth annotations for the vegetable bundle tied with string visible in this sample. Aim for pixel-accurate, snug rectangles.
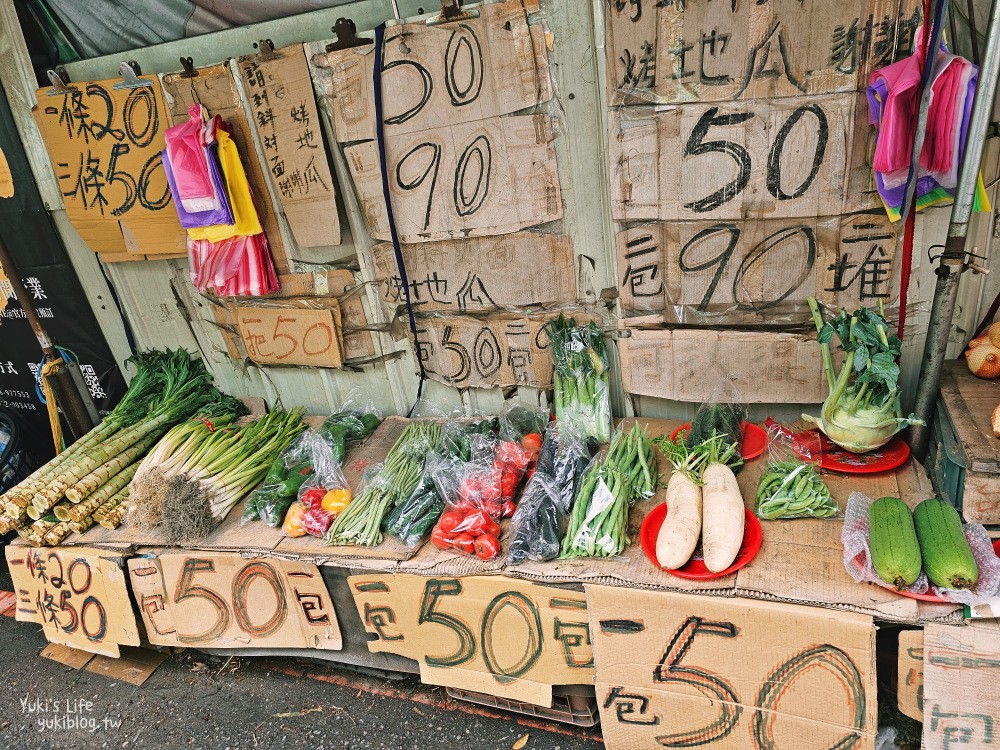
[129,407,305,543]
[545,314,611,442]
[804,298,923,454]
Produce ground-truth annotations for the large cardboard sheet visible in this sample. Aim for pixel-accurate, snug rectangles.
[33,77,186,256]
[897,629,924,722]
[128,550,341,650]
[5,544,140,657]
[234,299,344,368]
[922,621,1000,750]
[349,572,593,706]
[238,45,341,248]
[587,586,877,750]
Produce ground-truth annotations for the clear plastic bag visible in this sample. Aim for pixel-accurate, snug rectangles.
[755,419,838,520]
[507,472,563,565]
[428,454,503,560]
[296,431,351,538]
[382,453,447,548]
[319,393,384,463]
[683,378,747,468]
[545,314,612,442]
[842,492,1000,604]
[242,431,317,527]
[499,401,549,443]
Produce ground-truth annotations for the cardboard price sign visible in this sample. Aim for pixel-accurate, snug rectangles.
[610,94,875,222]
[897,629,923,722]
[239,46,341,248]
[33,77,186,257]
[605,0,922,103]
[372,233,577,313]
[616,214,896,315]
[618,325,827,403]
[350,573,593,705]
[587,586,877,750]
[415,314,563,388]
[921,621,1000,750]
[345,114,562,243]
[128,552,341,650]
[235,301,344,368]
[5,545,140,657]
[315,0,551,143]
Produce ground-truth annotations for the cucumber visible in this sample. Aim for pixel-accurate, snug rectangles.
[913,499,979,590]
[868,497,922,589]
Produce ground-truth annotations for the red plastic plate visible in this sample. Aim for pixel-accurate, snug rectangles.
[802,430,910,474]
[640,504,763,580]
[877,539,1000,604]
[668,421,767,461]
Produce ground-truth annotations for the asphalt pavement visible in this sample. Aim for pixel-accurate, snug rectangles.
[0,554,604,750]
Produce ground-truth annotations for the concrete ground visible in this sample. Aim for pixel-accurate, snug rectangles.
[0,555,604,750]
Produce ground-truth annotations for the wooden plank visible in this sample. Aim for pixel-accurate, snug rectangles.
[940,363,1000,473]
[344,114,562,243]
[609,93,875,223]
[615,214,896,316]
[160,63,290,273]
[371,233,577,313]
[237,44,341,248]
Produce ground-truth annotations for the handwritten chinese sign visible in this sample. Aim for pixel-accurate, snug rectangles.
[33,78,186,257]
[415,313,574,389]
[5,545,140,657]
[372,233,576,312]
[240,46,341,248]
[588,586,876,750]
[616,214,896,315]
[921,621,1000,750]
[128,552,341,650]
[350,573,593,705]
[897,629,923,722]
[234,301,344,368]
[605,0,922,103]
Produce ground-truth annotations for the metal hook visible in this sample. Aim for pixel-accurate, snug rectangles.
[325,18,372,52]
[427,0,479,25]
[45,69,78,96]
[253,39,281,61]
[112,61,153,90]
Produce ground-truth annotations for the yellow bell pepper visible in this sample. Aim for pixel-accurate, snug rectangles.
[321,487,352,515]
[282,502,308,537]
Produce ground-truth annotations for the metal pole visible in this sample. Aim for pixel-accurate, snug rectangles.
[910,0,1000,460]
[0,235,97,442]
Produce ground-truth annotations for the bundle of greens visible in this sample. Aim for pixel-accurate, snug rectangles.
[560,423,655,558]
[1,349,230,545]
[129,407,306,542]
[326,421,443,546]
[545,314,611,442]
[804,298,922,453]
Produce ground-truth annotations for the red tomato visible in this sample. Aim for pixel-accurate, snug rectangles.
[458,477,481,504]
[474,534,501,560]
[501,500,516,519]
[430,527,453,551]
[480,517,501,538]
[521,433,542,452]
[460,510,489,536]
[482,499,503,519]
[452,533,476,554]
[437,510,465,534]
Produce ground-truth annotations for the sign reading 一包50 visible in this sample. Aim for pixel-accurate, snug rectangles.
[588,586,877,750]
[5,545,140,657]
[350,573,594,706]
[128,551,341,650]
[33,78,186,256]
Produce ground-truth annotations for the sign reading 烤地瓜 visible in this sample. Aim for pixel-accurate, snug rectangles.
[587,586,877,750]
[128,551,341,650]
[5,545,140,657]
[33,77,186,256]
[605,0,923,104]
[239,45,341,248]
[349,573,593,706]
[311,0,560,243]
[616,214,897,316]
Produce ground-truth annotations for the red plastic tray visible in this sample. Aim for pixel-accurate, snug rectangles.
[640,504,763,580]
[808,431,911,474]
[668,421,768,461]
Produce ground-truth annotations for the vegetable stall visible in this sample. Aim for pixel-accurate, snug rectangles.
[0,0,998,749]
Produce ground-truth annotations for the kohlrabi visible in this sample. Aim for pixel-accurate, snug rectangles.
[803,298,923,454]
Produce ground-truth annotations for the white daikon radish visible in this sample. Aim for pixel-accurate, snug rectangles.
[700,438,745,573]
[655,439,705,569]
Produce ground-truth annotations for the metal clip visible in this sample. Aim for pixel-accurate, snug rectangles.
[179,56,198,78]
[253,39,281,61]
[112,61,153,90]
[325,18,372,52]
[45,69,78,96]
[427,0,479,25]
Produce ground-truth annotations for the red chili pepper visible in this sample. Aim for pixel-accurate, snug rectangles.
[474,534,501,561]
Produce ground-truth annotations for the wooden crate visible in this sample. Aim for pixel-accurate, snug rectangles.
[936,362,1000,524]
